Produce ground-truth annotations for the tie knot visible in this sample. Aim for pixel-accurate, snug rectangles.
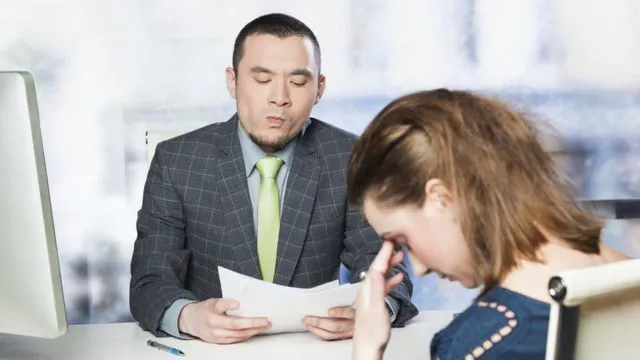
[256,156,284,179]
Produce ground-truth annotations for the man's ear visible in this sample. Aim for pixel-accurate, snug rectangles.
[314,74,326,104]
[225,67,237,99]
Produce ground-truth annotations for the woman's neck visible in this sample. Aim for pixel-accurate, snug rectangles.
[500,240,630,304]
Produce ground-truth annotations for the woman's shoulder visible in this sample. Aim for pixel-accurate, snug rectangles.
[430,287,550,359]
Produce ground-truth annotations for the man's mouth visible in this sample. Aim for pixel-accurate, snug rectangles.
[266,116,284,126]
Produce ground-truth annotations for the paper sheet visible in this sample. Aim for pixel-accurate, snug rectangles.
[218,266,360,334]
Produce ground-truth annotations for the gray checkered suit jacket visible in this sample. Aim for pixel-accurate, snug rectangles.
[129,115,418,335]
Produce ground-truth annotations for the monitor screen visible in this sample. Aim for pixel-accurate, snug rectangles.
[0,71,67,338]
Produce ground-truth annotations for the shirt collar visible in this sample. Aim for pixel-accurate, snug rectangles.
[237,119,308,177]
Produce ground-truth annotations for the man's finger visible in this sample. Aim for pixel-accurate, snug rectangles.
[198,332,246,345]
[210,324,271,340]
[307,324,352,341]
[328,306,355,319]
[370,241,395,274]
[303,316,352,333]
[212,337,248,345]
[211,298,240,314]
[222,315,271,330]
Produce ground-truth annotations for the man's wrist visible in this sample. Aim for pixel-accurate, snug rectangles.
[178,302,196,334]
[160,299,197,339]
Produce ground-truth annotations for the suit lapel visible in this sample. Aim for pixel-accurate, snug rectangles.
[273,123,321,286]
[213,116,261,279]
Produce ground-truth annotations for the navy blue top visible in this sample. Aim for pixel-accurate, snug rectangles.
[430,286,550,359]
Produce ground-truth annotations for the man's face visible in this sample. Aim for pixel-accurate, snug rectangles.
[226,34,325,152]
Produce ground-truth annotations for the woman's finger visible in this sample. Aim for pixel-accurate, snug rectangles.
[368,268,386,296]
[370,241,395,274]
[384,272,404,294]
[389,250,404,268]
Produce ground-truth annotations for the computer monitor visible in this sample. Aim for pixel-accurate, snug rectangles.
[0,71,67,338]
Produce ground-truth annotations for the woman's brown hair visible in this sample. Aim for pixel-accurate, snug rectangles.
[347,89,603,293]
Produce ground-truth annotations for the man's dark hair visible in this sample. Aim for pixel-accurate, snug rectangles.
[232,13,321,72]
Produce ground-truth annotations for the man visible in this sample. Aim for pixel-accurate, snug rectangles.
[129,13,418,344]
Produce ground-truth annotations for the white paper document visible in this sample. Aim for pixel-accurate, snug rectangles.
[218,266,361,334]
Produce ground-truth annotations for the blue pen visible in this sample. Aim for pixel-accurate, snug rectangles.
[147,339,185,356]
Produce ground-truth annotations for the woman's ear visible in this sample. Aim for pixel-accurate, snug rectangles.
[424,179,453,206]
[424,179,458,221]
[421,179,444,215]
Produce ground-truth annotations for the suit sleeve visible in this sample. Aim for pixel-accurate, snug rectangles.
[340,203,419,327]
[129,143,198,335]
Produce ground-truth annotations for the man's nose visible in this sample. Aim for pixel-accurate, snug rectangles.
[268,80,291,107]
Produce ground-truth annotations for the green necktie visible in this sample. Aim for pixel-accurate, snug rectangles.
[256,155,284,282]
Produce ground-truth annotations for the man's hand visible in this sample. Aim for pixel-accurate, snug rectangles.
[302,306,355,341]
[178,298,271,344]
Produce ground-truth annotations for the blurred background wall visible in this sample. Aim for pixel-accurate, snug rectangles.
[1,0,638,323]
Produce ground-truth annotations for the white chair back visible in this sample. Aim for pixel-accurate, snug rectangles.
[545,258,640,359]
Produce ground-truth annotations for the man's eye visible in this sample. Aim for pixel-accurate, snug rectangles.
[254,78,270,84]
[290,76,308,87]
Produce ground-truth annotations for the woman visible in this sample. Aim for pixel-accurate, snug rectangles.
[347,89,630,359]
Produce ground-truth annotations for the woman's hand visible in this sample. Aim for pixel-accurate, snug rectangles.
[352,241,405,360]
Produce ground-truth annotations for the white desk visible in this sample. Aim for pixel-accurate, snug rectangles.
[0,311,454,360]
